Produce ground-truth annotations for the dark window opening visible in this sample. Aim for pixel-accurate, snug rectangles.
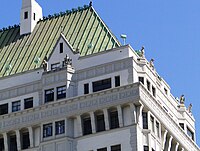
[22,132,30,149]
[0,103,8,115]
[152,86,156,97]
[187,127,194,141]
[57,86,66,100]
[144,146,149,151]
[147,80,150,91]
[10,135,17,151]
[111,144,121,151]
[97,148,107,151]
[60,43,63,53]
[83,117,92,135]
[55,120,65,135]
[179,123,184,130]
[115,76,120,87]
[164,88,168,95]
[156,122,160,137]
[43,123,53,138]
[24,97,33,109]
[45,89,54,103]
[139,77,144,84]
[93,78,111,92]
[84,83,89,94]
[0,138,4,151]
[110,110,119,129]
[142,112,148,129]
[12,101,21,112]
[24,11,28,19]
[33,13,36,20]
[150,116,154,132]
[96,114,105,132]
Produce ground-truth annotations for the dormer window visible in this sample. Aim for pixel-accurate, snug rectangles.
[24,11,28,19]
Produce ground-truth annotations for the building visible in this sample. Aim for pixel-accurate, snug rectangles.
[0,0,199,150]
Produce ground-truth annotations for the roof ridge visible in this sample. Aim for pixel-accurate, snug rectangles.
[38,4,91,23]
[0,24,20,33]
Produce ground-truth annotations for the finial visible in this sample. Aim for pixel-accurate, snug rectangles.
[89,1,93,7]
[42,56,48,72]
[149,58,155,70]
[180,95,185,105]
[64,54,72,66]
[141,46,145,58]
[188,103,192,113]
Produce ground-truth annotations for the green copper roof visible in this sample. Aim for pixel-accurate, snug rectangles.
[0,5,120,78]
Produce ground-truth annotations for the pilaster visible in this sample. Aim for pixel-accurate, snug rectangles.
[15,130,21,151]
[3,133,8,151]
[89,112,96,133]
[117,105,123,127]
[103,108,110,130]
[28,127,34,148]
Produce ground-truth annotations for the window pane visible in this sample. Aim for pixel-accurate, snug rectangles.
[115,76,120,87]
[111,144,121,151]
[51,63,60,70]
[57,86,66,100]
[84,83,89,94]
[83,117,92,135]
[24,11,28,19]
[0,138,4,151]
[43,123,53,138]
[12,101,21,112]
[24,97,33,109]
[0,103,8,115]
[55,120,65,135]
[139,77,144,84]
[144,146,149,151]
[10,136,17,151]
[142,112,148,129]
[97,147,107,151]
[187,127,194,140]
[150,116,154,132]
[93,78,111,92]
[96,114,105,132]
[110,111,119,129]
[60,43,63,53]
[45,89,54,103]
[22,132,30,149]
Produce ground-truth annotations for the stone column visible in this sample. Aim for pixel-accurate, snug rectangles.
[117,105,123,127]
[162,129,168,150]
[129,103,136,124]
[15,130,21,151]
[103,108,110,130]
[175,142,179,151]
[167,135,173,151]
[28,127,34,148]
[90,112,96,133]
[76,115,83,136]
[136,104,144,127]
[3,133,8,151]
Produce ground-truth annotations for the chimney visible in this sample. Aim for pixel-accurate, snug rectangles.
[20,0,43,35]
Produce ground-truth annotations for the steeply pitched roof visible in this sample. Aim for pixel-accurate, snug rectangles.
[0,5,120,78]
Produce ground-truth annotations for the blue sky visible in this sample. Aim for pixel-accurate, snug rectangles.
[1,0,200,146]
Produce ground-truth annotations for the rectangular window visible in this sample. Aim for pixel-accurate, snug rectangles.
[97,148,107,151]
[156,122,160,137]
[24,11,28,19]
[179,123,184,130]
[150,116,154,133]
[45,89,54,103]
[187,127,194,140]
[0,138,4,151]
[92,78,111,92]
[10,136,17,151]
[152,86,156,97]
[24,97,33,109]
[0,103,8,115]
[142,112,148,129]
[22,132,30,149]
[57,86,66,100]
[147,80,150,91]
[144,146,149,151]
[55,120,65,135]
[139,77,144,84]
[12,101,21,112]
[96,114,105,132]
[43,123,53,138]
[111,144,121,151]
[33,13,36,20]
[51,63,60,70]
[110,110,119,129]
[60,43,64,53]
[83,117,92,135]
[84,83,89,94]
[115,76,120,87]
